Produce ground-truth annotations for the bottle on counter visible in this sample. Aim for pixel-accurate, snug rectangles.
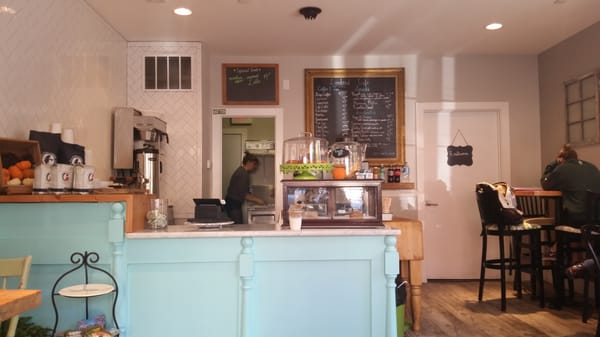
[387,165,395,183]
[379,164,386,180]
[401,162,410,182]
[372,165,379,178]
[394,164,401,183]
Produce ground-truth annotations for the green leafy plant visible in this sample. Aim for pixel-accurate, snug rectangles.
[0,316,52,337]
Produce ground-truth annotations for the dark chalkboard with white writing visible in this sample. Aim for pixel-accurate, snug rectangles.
[305,68,405,164]
[222,64,279,105]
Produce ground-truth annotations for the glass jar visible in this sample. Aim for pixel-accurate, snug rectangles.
[146,198,168,229]
[328,138,367,179]
[282,132,329,164]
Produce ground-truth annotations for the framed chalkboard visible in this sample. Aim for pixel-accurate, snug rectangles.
[305,68,405,165]
[222,63,279,105]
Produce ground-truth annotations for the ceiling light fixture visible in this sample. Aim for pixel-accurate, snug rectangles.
[485,22,503,31]
[0,6,16,14]
[174,7,192,16]
[299,6,321,20]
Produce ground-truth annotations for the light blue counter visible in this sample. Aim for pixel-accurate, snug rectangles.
[0,201,399,337]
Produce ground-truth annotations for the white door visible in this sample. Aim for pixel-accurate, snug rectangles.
[417,102,511,279]
[222,130,246,198]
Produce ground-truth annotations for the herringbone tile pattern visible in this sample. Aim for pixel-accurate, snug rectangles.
[127,42,203,218]
[0,0,126,180]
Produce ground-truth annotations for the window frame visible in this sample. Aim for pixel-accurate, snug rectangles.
[564,71,600,145]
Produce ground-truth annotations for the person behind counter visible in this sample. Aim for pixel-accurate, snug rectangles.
[224,152,265,224]
[541,143,600,226]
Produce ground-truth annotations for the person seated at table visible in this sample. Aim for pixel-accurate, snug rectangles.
[541,143,600,226]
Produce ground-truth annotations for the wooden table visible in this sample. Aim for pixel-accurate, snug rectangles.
[0,289,41,322]
[384,218,423,332]
[512,187,562,198]
[513,187,562,223]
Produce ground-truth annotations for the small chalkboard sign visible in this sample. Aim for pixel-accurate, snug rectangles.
[305,68,405,165]
[222,64,279,105]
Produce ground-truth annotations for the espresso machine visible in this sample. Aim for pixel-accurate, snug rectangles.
[112,107,169,195]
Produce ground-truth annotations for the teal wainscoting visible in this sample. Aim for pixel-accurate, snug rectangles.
[125,234,398,337]
[1,201,398,337]
[0,202,125,332]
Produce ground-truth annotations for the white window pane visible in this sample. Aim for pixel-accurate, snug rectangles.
[567,82,580,102]
[582,75,596,98]
[569,123,582,143]
[583,99,596,120]
[568,103,581,123]
[583,120,598,143]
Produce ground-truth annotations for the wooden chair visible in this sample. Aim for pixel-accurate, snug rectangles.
[515,194,557,300]
[515,194,555,250]
[553,190,600,310]
[580,223,600,337]
[475,183,544,311]
[580,191,600,324]
[0,256,32,337]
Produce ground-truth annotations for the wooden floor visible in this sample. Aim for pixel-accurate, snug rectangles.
[405,280,598,337]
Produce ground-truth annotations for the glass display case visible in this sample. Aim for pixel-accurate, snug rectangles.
[282,179,383,228]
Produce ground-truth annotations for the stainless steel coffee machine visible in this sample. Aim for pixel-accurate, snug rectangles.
[112,107,168,195]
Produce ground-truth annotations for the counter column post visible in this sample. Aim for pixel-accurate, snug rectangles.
[109,202,126,335]
[239,237,255,337]
[384,235,399,337]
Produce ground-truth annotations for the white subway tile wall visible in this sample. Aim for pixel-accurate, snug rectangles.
[0,0,127,179]
[127,42,203,219]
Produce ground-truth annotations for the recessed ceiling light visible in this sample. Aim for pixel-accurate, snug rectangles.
[485,22,503,31]
[174,7,192,16]
[0,6,16,14]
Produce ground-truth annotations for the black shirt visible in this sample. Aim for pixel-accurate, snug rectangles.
[226,166,249,203]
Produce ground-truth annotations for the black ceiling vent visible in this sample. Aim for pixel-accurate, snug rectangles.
[299,7,321,20]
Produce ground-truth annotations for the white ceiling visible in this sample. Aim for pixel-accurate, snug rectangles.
[84,0,600,56]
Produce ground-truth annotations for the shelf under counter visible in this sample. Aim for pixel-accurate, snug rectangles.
[0,192,152,233]
[381,182,414,190]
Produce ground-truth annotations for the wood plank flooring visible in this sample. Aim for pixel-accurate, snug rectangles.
[405,280,597,337]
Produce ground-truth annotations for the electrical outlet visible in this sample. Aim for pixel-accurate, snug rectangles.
[213,108,226,115]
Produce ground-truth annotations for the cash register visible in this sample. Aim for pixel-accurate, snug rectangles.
[186,198,234,227]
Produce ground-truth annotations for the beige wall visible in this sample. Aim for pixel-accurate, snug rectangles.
[538,21,600,168]
[1,0,561,200]
[0,0,127,179]
[203,53,541,190]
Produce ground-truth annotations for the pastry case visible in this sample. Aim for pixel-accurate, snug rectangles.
[281,179,383,228]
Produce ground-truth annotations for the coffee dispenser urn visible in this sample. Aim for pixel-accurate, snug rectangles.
[112,107,168,196]
[135,148,160,196]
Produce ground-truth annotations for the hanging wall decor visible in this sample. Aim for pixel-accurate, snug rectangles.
[447,129,473,166]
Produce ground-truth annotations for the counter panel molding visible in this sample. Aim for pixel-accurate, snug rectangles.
[0,196,399,337]
[125,235,398,337]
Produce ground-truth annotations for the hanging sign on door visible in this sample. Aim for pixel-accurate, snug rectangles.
[447,129,473,166]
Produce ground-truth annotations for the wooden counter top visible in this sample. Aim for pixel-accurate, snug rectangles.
[0,193,151,233]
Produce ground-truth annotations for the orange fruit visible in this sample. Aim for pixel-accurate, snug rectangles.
[22,168,35,179]
[8,165,23,179]
[15,160,32,170]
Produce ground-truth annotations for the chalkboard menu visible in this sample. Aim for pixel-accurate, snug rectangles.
[305,68,405,164]
[222,64,279,105]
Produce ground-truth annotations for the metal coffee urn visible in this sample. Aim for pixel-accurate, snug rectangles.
[134,148,160,196]
[112,107,168,196]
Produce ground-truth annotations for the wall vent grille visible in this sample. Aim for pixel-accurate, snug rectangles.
[144,56,192,90]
